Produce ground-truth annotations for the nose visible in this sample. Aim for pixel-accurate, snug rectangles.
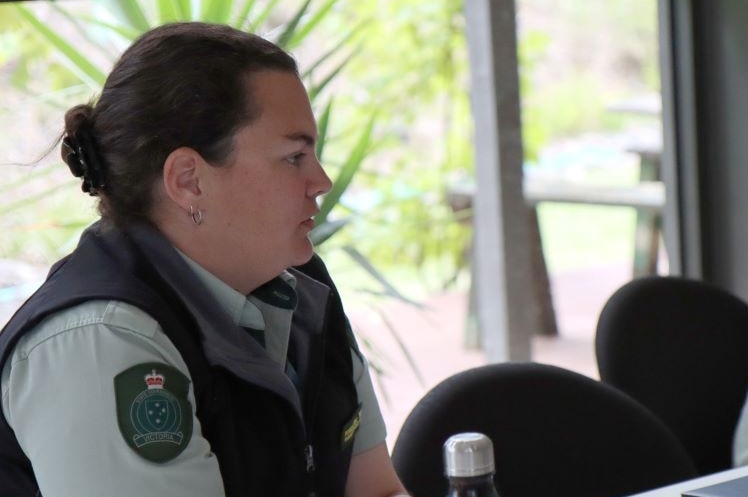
[309,160,333,198]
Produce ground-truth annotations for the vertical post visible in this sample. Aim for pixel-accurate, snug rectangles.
[632,151,663,277]
[658,0,702,277]
[464,0,534,361]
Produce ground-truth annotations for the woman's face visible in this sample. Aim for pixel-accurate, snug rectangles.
[199,70,332,291]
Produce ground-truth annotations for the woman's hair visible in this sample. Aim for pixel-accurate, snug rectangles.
[61,22,298,226]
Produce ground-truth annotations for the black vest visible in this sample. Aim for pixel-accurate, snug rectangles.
[0,222,359,497]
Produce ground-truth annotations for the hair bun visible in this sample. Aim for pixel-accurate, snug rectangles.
[61,127,107,196]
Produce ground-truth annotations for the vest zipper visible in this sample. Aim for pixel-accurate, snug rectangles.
[305,443,317,497]
[303,366,322,495]
[304,443,317,497]
[305,444,316,472]
[302,298,328,497]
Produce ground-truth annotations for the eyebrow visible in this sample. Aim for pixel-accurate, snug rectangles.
[285,132,316,146]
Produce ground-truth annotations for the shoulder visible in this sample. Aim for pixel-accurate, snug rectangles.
[8,300,162,362]
[3,299,191,396]
[2,299,192,428]
[0,301,223,495]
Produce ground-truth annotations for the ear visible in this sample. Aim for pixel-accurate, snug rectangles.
[162,147,204,207]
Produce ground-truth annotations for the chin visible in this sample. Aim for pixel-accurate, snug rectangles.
[289,242,315,267]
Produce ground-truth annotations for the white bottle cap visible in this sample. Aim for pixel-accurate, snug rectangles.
[443,432,495,477]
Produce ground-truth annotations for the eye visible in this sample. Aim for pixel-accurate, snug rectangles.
[286,153,305,166]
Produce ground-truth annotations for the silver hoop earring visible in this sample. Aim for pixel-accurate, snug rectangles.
[189,205,204,226]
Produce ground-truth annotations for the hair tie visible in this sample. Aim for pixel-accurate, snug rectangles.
[61,126,107,196]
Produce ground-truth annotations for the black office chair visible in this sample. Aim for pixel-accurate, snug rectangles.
[391,362,697,497]
[596,275,748,475]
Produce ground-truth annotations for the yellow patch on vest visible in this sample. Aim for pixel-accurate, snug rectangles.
[341,405,362,448]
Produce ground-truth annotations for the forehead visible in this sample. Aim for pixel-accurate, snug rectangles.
[246,70,317,136]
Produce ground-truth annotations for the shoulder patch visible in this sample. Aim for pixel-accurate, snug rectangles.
[114,362,193,463]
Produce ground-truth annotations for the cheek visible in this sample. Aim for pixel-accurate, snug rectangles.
[229,186,283,228]
[221,169,267,206]
[208,177,261,227]
[217,168,306,225]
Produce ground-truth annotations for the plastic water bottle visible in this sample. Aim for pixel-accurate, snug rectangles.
[443,432,500,497]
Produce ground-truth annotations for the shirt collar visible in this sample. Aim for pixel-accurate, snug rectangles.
[175,249,297,330]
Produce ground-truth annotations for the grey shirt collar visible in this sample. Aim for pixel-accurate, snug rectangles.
[176,249,297,367]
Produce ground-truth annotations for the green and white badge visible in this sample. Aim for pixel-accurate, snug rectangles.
[114,362,193,463]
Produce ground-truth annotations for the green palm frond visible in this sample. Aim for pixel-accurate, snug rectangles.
[273,0,310,47]
[14,3,107,88]
[245,0,279,33]
[156,0,190,23]
[315,99,333,161]
[283,0,336,50]
[309,218,349,246]
[342,246,424,308]
[307,51,355,101]
[317,113,376,225]
[198,0,235,24]
[104,0,151,32]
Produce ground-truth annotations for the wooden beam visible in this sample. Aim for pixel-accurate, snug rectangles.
[464,0,534,361]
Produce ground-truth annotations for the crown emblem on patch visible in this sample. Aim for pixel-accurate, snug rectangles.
[144,370,165,390]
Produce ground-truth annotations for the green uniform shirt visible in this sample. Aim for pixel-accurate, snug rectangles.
[1,255,386,497]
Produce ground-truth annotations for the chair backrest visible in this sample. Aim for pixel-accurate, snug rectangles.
[391,362,697,497]
[596,275,748,475]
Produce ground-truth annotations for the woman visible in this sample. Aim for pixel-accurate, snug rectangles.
[0,22,409,497]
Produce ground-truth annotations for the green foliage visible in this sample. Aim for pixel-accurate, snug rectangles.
[529,72,620,145]
[311,0,660,294]
[313,0,474,291]
[518,29,551,162]
[518,0,660,152]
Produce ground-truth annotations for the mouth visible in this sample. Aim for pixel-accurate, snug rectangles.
[301,218,316,230]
